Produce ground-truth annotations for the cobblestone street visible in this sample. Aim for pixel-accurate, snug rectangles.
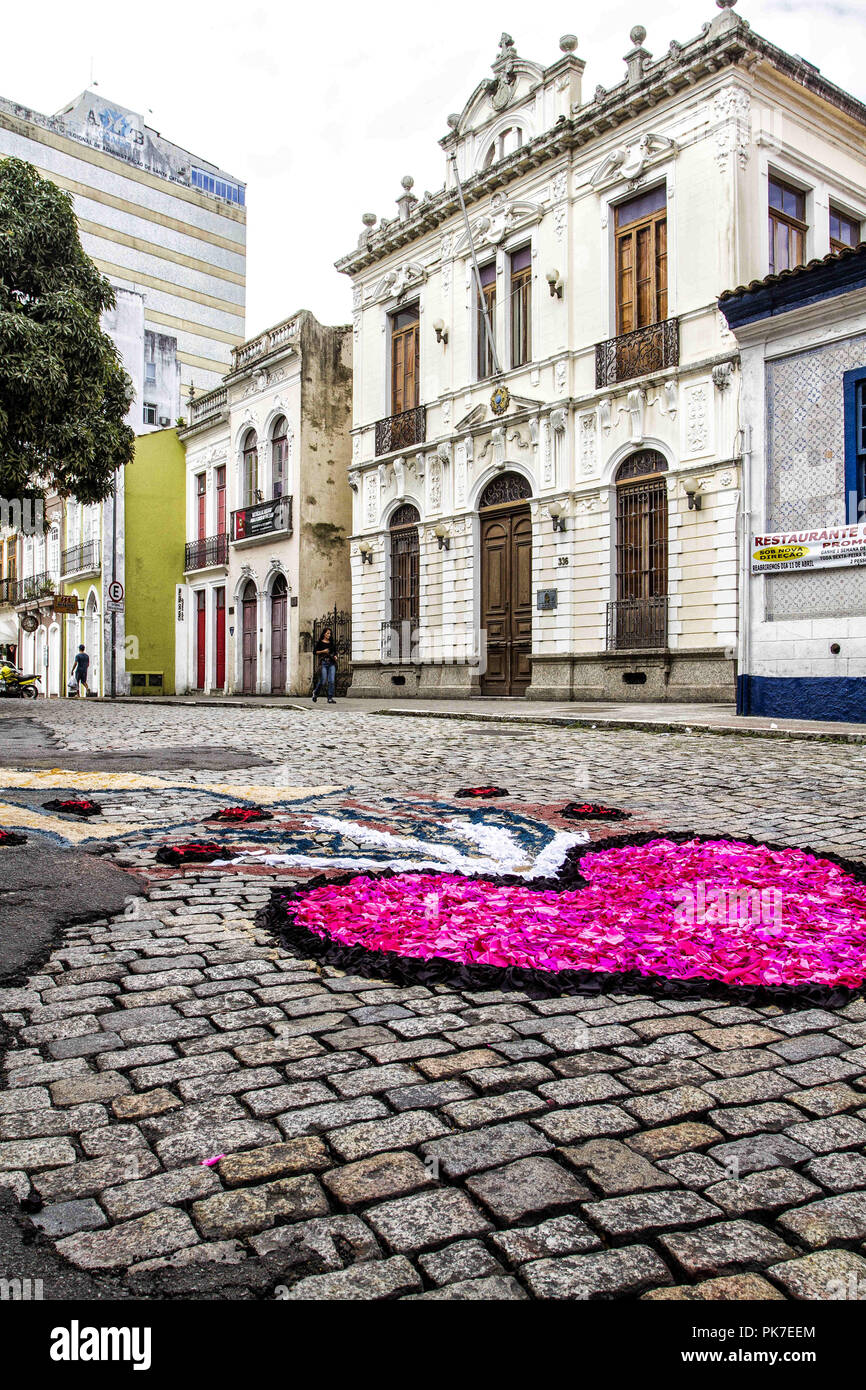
[1,700,866,1301]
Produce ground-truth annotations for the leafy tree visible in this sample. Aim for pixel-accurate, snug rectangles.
[0,157,135,504]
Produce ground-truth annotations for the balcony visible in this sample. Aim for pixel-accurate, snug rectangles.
[187,385,228,429]
[61,541,100,579]
[231,495,292,544]
[606,597,668,652]
[11,573,58,607]
[375,405,426,458]
[380,619,419,664]
[185,534,229,572]
[595,318,679,389]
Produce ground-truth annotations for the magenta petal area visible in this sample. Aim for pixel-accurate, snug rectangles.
[263,836,866,1007]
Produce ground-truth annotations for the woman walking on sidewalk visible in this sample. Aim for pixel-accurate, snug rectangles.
[311,627,337,704]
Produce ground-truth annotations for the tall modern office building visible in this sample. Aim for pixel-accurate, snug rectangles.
[0,87,246,406]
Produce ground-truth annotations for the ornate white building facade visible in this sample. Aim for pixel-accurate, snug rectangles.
[176,312,352,696]
[338,3,866,701]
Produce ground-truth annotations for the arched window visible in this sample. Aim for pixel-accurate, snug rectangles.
[271,417,288,499]
[242,430,259,508]
[479,472,532,508]
[482,126,524,169]
[389,504,420,628]
[613,450,669,649]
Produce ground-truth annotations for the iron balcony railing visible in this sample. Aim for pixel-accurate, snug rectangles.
[11,572,58,606]
[380,619,420,664]
[595,317,679,389]
[375,405,426,457]
[606,597,669,652]
[231,495,292,543]
[60,540,100,578]
[185,534,229,572]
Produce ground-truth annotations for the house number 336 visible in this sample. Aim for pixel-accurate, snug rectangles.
[557,556,569,567]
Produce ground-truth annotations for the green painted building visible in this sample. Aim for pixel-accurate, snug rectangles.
[123,428,186,696]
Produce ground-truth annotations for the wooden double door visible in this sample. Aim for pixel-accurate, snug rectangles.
[480,503,532,696]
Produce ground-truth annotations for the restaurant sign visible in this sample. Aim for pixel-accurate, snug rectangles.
[751,523,866,574]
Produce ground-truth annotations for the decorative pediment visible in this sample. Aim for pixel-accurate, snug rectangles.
[453,192,543,254]
[450,36,544,139]
[372,261,427,303]
[590,132,676,188]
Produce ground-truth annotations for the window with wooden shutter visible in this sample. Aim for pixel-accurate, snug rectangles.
[478,261,497,379]
[769,178,808,274]
[271,417,288,498]
[510,245,532,368]
[215,466,226,535]
[242,432,258,508]
[615,185,667,335]
[391,307,419,414]
[830,205,860,255]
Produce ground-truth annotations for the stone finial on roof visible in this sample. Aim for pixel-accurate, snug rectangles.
[625,25,652,87]
[396,176,417,223]
[559,35,578,54]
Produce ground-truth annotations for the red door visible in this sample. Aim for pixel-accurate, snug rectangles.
[196,474,207,540]
[216,467,226,536]
[196,590,206,689]
[242,584,257,694]
[214,587,226,690]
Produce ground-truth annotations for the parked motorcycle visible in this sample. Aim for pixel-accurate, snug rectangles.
[0,663,41,698]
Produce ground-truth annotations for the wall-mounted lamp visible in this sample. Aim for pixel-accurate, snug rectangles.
[433,319,449,346]
[548,499,567,532]
[683,478,703,511]
[358,540,374,564]
[433,522,451,551]
[546,268,564,299]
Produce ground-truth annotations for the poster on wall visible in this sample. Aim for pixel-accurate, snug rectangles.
[751,523,866,574]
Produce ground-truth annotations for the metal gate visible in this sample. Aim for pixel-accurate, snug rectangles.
[312,607,353,695]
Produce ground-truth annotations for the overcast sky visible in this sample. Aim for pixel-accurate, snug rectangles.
[2,0,863,336]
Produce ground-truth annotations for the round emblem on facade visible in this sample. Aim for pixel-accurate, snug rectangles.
[21,613,39,633]
[490,384,511,416]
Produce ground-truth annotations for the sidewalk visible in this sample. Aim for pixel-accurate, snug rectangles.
[102,694,866,743]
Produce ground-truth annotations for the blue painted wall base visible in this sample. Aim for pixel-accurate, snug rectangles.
[739,675,866,724]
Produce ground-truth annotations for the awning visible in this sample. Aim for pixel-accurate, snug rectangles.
[0,615,19,644]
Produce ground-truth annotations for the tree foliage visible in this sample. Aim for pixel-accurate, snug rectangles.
[0,157,135,504]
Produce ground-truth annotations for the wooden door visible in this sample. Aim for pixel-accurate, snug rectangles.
[214,587,226,689]
[270,582,287,693]
[480,505,532,696]
[242,586,257,694]
[391,309,419,415]
[195,590,206,689]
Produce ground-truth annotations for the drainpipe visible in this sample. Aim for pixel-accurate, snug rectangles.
[736,423,753,716]
[110,471,118,699]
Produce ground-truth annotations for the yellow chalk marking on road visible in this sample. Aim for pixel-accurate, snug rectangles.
[0,802,143,843]
[0,768,342,801]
